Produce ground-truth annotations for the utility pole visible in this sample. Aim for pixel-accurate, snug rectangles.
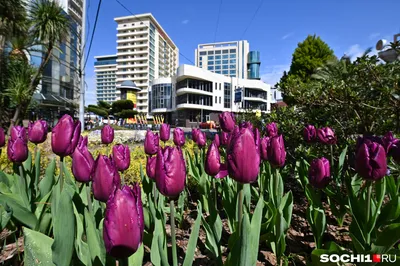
[79,0,87,128]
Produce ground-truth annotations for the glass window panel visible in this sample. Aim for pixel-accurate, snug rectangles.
[215,65,221,70]
[230,70,236,74]
[222,60,229,64]
[223,65,228,69]
[215,50,221,54]
[222,55,229,59]
[230,64,236,69]
[216,70,221,74]
[215,55,221,60]
[215,60,221,65]
[208,66,214,70]
[222,70,228,74]
[209,61,214,65]
[208,56,214,60]
[223,50,229,54]
[230,49,236,53]
[207,51,214,55]
[200,51,206,55]
[230,59,236,64]
[230,54,236,58]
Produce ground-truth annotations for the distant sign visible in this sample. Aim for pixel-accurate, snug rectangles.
[234,88,243,103]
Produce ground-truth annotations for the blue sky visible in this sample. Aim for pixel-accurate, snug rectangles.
[84,0,400,105]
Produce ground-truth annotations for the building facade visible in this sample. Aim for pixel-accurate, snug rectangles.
[94,55,117,104]
[150,64,271,127]
[114,13,179,116]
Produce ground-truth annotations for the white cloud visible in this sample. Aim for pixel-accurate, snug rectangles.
[282,32,294,40]
[345,44,378,61]
[181,19,189,24]
[369,32,380,40]
[260,64,290,87]
[84,76,97,106]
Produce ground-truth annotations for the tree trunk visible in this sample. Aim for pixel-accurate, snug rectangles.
[7,106,20,135]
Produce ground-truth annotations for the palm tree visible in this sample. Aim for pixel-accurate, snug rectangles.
[0,0,27,54]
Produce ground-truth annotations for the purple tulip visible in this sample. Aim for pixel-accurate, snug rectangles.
[303,125,316,143]
[7,126,28,163]
[155,146,186,198]
[51,114,81,157]
[227,123,260,184]
[101,125,114,144]
[219,112,236,133]
[192,128,200,143]
[205,140,228,178]
[382,131,399,154]
[92,155,121,202]
[160,123,170,142]
[112,144,130,172]
[266,122,278,137]
[103,184,144,258]
[71,136,94,183]
[0,128,5,147]
[146,156,156,180]
[220,131,229,146]
[355,141,387,181]
[28,120,47,144]
[356,134,384,154]
[308,157,331,189]
[260,137,270,161]
[267,135,286,168]
[214,134,220,148]
[144,130,159,155]
[317,127,337,145]
[196,131,207,147]
[173,128,185,147]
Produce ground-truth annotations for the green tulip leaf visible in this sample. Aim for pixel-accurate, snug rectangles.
[51,188,75,266]
[0,194,37,228]
[85,208,106,265]
[183,201,202,266]
[386,176,397,199]
[311,242,345,266]
[34,149,41,195]
[39,158,56,199]
[74,204,91,266]
[128,243,144,266]
[202,204,223,260]
[0,204,12,230]
[34,191,51,230]
[336,145,347,181]
[222,181,236,232]
[368,178,386,234]
[371,223,400,254]
[23,227,53,265]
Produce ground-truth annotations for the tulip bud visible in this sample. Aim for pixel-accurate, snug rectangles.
[308,157,331,189]
[219,112,236,133]
[7,126,28,163]
[355,135,384,154]
[268,135,286,168]
[173,128,185,147]
[303,125,316,143]
[0,128,5,147]
[155,146,186,198]
[51,114,81,157]
[196,131,206,147]
[227,122,260,183]
[205,141,221,176]
[317,127,337,145]
[382,131,399,154]
[260,137,270,161]
[144,130,159,155]
[92,155,121,202]
[112,144,131,172]
[214,134,220,147]
[28,120,47,144]
[220,131,229,146]
[192,128,200,142]
[103,184,144,258]
[101,125,114,144]
[146,156,156,180]
[160,123,170,142]
[355,141,387,181]
[266,122,278,137]
[72,136,94,183]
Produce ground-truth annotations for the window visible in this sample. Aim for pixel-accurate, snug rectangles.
[230,59,236,64]
[230,70,236,74]
[215,65,221,70]
[199,62,203,67]
[208,56,214,60]
[223,50,229,54]
[215,96,217,104]
[215,55,221,60]
[222,70,228,75]
[222,54,229,59]
[208,66,214,70]
[200,51,206,55]
[223,65,229,69]
[224,83,231,108]
[215,60,221,65]
[215,50,221,54]
[219,83,221,90]
[207,51,214,55]
[222,60,229,64]
[230,64,236,69]
[199,56,203,61]
[230,54,236,58]
[209,61,214,65]
[230,49,236,53]
[219,97,221,104]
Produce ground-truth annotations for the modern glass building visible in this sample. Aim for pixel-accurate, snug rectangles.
[247,51,260,79]
[94,55,117,104]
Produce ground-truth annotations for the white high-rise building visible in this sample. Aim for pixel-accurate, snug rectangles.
[194,40,250,79]
[114,13,179,116]
[94,55,117,104]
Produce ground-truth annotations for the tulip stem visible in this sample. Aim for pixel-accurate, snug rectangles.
[59,157,64,193]
[213,178,217,211]
[153,182,158,208]
[118,258,128,266]
[365,181,372,245]
[86,183,93,215]
[238,185,244,234]
[170,199,178,266]
[330,145,334,183]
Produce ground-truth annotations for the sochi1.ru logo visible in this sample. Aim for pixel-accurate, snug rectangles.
[320,254,397,263]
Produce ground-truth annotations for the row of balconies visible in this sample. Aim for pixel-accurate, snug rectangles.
[116,30,148,38]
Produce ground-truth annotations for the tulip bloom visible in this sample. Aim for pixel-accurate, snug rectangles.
[7,126,28,163]
[144,130,159,155]
[308,157,331,189]
[0,128,5,148]
[227,123,260,184]
[101,125,114,144]
[112,144,130,172]
[92,155,121,202]
[317,127,337,145]
[196,131,207,147]
[267,135,286,168]
[160,123,170,142]
[219,112,236,133]
[155,146,186,198]
[382,131,399,154]
[205,140,228,178]
[260,136,270,161]
[51,114,81,157]
[192,128,200,142]
[303,125,317,143]
[173,128,185,147]
[356,135,384,154]
[146,156,156,180]
[214,133,220,147]
[266,122,278,137]
[220,131,229,146]
[28,120,48,144]
[103,184,144,258]
[72,136,94,183]
[355,141,387,181]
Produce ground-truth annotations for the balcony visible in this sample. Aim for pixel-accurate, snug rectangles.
[70,0,83,11]
[68,7,82,24]
[116,24,148,31]
[116,30,148,38]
